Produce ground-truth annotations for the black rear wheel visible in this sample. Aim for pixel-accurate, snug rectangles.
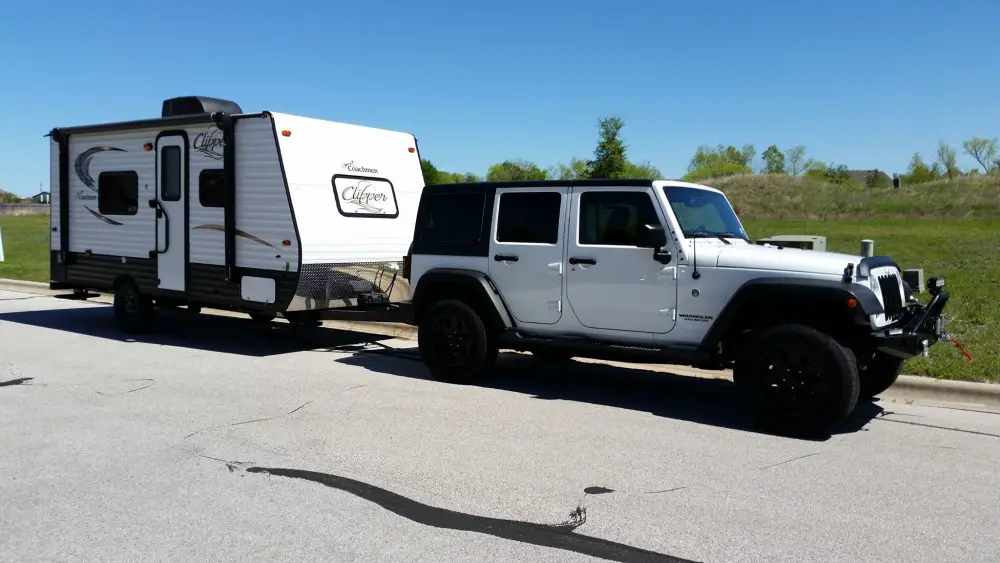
[734,324,860,438]
[113,280,154,334]
[418,299,498,384]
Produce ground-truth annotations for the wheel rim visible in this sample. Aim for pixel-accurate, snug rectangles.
[430,312,472,367]
[123,290,138,316]
[757,345,831,413]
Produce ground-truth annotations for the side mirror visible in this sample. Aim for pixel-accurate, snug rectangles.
[638,224,672,265]
[637,223,667,248]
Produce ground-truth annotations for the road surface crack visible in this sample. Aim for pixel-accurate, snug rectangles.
[760,452,820,470]
[184,399,314,440]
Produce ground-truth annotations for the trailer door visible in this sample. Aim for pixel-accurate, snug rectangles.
[155,134,188,292]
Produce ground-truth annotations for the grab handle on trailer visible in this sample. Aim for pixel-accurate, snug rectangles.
[148,199,170,256]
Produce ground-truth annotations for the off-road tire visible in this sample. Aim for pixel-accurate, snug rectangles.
[113,280,154,334]
[418,298,498,384]
[733,324,860,438]
[858,352,904,399]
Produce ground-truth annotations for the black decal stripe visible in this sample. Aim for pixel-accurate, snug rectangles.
[193,224,279,250]
[84,206,124,226]
[245,466,696,563]
[74,146,125,191]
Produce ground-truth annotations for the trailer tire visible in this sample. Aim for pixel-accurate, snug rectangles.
[418,298,498,384]
[113,280,154,334]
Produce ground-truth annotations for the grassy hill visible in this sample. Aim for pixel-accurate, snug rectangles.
[710,173,1000,221]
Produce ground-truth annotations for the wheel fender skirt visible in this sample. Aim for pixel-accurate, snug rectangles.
[700,278,884,348]
[411,268,515,328]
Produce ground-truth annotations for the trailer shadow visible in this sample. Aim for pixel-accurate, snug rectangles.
[0,302,394,357]
[333,349,886,441]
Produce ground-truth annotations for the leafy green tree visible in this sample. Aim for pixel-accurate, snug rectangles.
[623,160,662,179]
[962,137,998,173]
[900,153,941,184]
[486,159,547,181]
[865,170,889,188]
[549,158,591,180]
[760,145,787,174]
[786,145,807,175]
[682,144,754,181]
[420,159,440,184]
[937,141,958,180]
[587,116,629,179]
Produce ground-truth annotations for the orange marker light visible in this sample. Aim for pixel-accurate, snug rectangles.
[281,130,292,137]
[846,298,858,309]
[408,147,416,153]
[282,240,291,247]
[143,143,153,151]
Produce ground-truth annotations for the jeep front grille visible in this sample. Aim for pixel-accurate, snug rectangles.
[878,272,905,321]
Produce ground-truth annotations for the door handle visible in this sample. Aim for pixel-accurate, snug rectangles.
[494,254,519,262]
[569,257,596,265]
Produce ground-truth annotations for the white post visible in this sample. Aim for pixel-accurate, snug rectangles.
[0,226,5,262]
[861,239,874,257]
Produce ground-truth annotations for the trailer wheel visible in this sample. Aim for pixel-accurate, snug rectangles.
[113,280,154,334]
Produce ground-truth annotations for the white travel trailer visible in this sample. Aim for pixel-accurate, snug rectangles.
[48,96,424,332]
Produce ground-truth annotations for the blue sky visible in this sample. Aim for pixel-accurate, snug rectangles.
[2,0,998,196]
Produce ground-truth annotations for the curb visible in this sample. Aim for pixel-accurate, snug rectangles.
[1,277,996,406]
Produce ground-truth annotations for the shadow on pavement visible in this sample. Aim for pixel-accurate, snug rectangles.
[333,348,886,441]
[0,303,393,357]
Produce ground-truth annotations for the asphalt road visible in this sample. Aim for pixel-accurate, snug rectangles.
[1,289,998,563]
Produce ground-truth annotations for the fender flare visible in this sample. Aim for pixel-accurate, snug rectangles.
[411,268,515,329]
[700,277,884,349]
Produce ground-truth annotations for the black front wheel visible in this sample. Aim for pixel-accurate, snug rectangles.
[734,324,860,438]
[113,280,154,334]
[418,299,498,384]
[858,352,904,399]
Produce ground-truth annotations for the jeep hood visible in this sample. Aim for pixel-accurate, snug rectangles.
[715,244,862,276]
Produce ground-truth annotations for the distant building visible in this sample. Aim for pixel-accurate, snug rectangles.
[31,191,51,204]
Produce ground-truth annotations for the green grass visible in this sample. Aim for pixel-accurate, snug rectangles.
[1,187,997,382]
[0,214,50,283]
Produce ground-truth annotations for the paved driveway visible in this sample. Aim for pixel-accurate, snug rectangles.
[1,289,997,563]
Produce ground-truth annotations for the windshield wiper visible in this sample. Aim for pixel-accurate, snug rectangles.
[685,230,732,244]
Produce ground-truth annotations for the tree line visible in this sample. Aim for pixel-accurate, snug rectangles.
[421,116,1000,188]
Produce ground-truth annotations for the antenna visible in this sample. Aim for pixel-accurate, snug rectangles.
[692,237,701,279]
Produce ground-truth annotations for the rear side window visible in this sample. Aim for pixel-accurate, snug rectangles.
[97,171,139,216]
[418,192,486,243]
[578,191,660,246]
[199,169,226,208]
[496,191,561,244]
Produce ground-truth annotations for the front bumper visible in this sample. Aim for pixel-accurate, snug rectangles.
[874,289,950,359]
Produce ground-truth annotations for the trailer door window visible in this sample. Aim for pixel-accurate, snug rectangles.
[161,146,182,202]
[97,171,139,216]
[199,169,225,208]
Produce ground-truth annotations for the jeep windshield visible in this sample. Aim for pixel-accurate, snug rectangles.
[662,186,749,242]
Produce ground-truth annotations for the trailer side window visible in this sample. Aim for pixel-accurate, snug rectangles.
[97,171,139,216]
[418,192,486,243]
[199,169,226,208]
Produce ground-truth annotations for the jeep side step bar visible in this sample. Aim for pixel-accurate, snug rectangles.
[498,329,720,368]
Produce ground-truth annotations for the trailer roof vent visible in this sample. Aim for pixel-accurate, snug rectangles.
[161,96,242,118]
